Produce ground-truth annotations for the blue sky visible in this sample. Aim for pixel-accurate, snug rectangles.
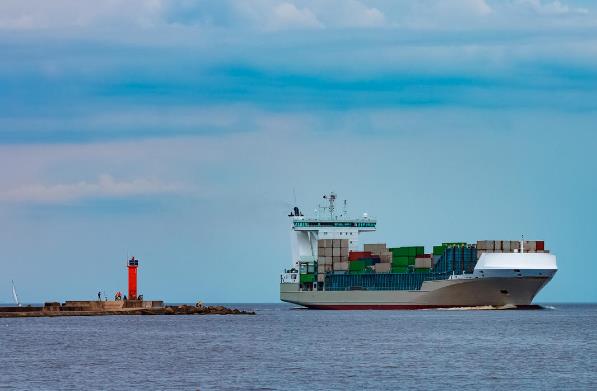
[0,0,596,303]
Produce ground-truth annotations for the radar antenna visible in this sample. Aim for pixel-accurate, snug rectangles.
[323,192,337,219]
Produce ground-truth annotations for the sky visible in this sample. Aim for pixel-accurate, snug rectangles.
[0,0,596,303]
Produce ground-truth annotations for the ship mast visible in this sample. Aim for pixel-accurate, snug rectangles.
[323,192,337,219]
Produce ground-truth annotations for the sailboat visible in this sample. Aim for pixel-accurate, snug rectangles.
[11,280,21,307]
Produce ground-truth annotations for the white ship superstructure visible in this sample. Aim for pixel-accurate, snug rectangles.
[283,193,375,285]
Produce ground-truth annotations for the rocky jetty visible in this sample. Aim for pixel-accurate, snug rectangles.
[0,302,255,318]
[161,304,254,315]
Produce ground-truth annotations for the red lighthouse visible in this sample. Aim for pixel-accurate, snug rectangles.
[127,256,139,300]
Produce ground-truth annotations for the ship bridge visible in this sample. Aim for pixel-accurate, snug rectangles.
[288,192,376,269]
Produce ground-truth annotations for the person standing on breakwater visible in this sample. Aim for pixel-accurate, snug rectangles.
[97,291,101,301]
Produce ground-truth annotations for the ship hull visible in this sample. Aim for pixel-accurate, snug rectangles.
[280,276,551,309]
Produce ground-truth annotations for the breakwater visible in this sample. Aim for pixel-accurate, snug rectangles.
[0,301,255,317]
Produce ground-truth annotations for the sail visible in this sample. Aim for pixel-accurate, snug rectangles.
[12,280,20,307]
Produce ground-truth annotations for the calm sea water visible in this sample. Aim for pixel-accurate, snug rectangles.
[1,303,596,390]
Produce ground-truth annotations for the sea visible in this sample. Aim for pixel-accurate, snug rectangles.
[1,303,596,390]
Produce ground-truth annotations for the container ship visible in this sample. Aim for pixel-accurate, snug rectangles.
[280,192,557,309]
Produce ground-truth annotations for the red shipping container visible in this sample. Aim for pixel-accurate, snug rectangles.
[536,241,545,251]
[348,251,372,261]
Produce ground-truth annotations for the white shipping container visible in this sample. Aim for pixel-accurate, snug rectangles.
[511,241,521,251]
[364,243,387,253]
[524,241,537,252]
[502,240,511,252]
[318,264,333,273]
[476,240,494,250]
[415,258,432,268]
[333,261,349,271]
[380,252,392,263]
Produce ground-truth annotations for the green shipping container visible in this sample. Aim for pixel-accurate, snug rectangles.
[390,246,425,257]
[392,256,410,267]
[414,268,430,273]
[389,247,409,257]
[433,245,446,256]
[349,260,367,271]
[300,274,315,283]
[358,258,376,266]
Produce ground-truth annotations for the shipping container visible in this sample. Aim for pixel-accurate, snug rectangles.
[333,239,341,248]
[318,264,333,273]
[340,247,348,257]
[414,258,432,269]
[433,245,446,256]
[349,260,367,271]
[379,252,392,263]
[332,247,341,257]
[364,243,387,255]
[476,240,494,251]
[536,241,545,251]
[502,240,511,252]
[300,274,315,283]
[324,247,333,257]
[374,263,392,273]
[524,241,537,252]
[389,246,424,257]
[510,241,520,252]
[442,242,466,248]
[349,251,372,261]
[392,256,410,267]
[334,261,349,271]
[340,239,349,248]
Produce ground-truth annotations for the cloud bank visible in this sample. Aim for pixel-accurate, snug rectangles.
[0,174,187,203]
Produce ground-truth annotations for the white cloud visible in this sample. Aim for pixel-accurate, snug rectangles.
[268,2,323,30]
[516,0,588,15]
[0,0,594,34]
[0,0,165,30]
[308,0,386,28]
[0,174,187,203]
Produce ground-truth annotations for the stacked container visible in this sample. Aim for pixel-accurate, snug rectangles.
[317,239,349,282]
[476,240,548,259]
[432,243,477,274]
[364,243,392,272]
[389,246,424,273]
